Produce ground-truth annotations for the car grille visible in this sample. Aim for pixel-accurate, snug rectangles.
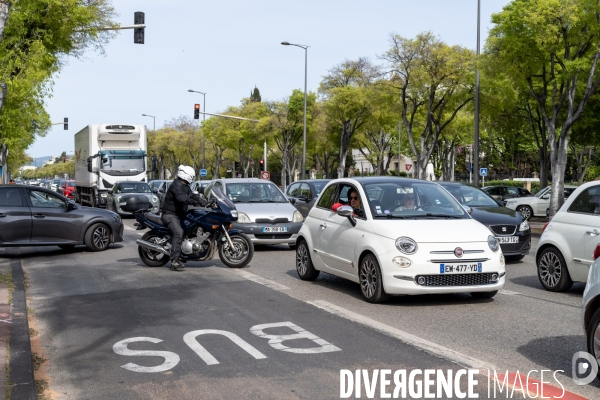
[254,234,292,239]
[500,239,531,254]
[255,218,289,224]
[489,225,517,235]
[415,273,498,287]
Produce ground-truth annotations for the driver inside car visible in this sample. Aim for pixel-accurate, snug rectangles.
[394,193,422,211]
[332,188,365,218]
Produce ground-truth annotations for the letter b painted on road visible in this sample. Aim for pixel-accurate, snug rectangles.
[250,321,341,354]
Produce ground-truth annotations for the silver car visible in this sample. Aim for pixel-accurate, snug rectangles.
[205,178,304,248]
[107,181,160,215]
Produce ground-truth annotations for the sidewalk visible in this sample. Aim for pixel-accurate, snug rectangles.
[0,257,10,399]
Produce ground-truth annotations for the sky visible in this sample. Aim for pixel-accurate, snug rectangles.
[32,0,511,159]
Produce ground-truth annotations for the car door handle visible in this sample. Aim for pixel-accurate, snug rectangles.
[586,229,599,236]
[320,223,327,229]
[33,214,46,218]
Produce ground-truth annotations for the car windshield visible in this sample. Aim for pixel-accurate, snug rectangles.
[118,182,151,193]
[313,181,329,196]
[364,182,468,219]
[226,183,287,203]
[440,184,498,207]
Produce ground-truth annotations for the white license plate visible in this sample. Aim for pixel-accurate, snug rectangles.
[440,263,482,274]
[261,226,288,233]
[496,236,519,244]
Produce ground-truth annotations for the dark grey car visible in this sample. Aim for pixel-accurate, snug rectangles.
[286,179,331,218]
[0,185,124,251]
[148,179,173,211]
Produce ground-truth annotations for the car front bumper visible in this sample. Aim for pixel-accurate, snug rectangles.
[233,222,302,245]
[498,231,531,256]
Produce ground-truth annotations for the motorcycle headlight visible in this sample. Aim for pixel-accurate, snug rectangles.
[488,235,499,252]
[231,210,238,218]
[519,220,530,231]
[237,212,251,223]
[292,210,304,223]
[395,237,418,254]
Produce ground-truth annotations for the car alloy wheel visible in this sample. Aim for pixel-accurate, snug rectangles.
[93,226,109,249]
[295,240,319,281]
[537,248,572,292]
[516,205,532,220]
[587,309,600,382]
[359,254,389,303]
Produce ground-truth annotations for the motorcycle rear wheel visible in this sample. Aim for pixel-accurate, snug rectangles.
[138,232,170,267]
[219,233,254,268]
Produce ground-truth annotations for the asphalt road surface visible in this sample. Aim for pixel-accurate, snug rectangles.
[16,217,600,399]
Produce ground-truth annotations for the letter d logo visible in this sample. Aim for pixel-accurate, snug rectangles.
[572,351,598,385]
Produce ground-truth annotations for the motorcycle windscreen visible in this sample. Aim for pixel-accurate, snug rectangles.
[210,187,236,210]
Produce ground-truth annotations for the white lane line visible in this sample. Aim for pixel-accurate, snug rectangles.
[499,289,521,296]
[307,299,497,372]
[124,226,144,235]
[228,269,290,291]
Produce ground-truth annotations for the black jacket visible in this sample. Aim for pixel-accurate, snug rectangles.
[162,178,203,217]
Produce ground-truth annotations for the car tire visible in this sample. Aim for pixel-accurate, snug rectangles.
[470,291,498,299]
[586,307,600,382]
[516,205,533,220]
[84,223,111,252]
[505,254,525,262]
[288,243,296,250]
[296,240,319,281]
[359,254,389,303]
[537,247,573,292]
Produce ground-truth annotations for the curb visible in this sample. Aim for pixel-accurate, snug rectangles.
[8,249,35,400]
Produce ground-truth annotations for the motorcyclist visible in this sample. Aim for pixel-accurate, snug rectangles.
[161,165,207,271]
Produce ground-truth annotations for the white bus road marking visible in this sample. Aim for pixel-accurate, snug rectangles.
[307,300,496,372]
[113,337,180,373]
[183,329,267,365]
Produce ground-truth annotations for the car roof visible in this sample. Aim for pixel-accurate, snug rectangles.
[216,178,269,183]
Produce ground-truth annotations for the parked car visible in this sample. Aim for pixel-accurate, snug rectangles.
[286,179,332,218]
[505,185,577,220]
[482,185,533,202]
[295,177,505,303]
[190,180,212,195]
[582,243,600,383]
[148,179,173,211]
[536,181,600,292]
[51,178,60,192]
[107,181,159,216]
[204,178,304,248]
[59,180,76,199]
[438,182,531,261]
[0,185,123,251]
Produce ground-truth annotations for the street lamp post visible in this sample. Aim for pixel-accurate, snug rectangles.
[281,41,309,180]
[141,114,156,130]
[474,0,481,186]
[188,89,206,170]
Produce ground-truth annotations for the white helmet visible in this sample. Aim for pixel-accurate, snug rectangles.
[177,165,195,183]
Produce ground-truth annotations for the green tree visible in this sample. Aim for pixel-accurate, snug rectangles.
[488,0,600,216]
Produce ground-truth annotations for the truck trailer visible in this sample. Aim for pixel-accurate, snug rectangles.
[74,124,154,207]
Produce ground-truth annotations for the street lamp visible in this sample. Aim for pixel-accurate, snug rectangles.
[188,89,207,170]
[281,41,309,180]
[141,114,156,130]
[474,0,481,186]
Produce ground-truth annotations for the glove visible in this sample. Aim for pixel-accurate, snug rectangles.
[193,198,207,207]
[206,198,217,208]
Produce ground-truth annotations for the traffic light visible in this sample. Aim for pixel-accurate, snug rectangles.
[64,117,68,130]
[194,104,200,119]
[259,159,264,171]
[134,12,145,44]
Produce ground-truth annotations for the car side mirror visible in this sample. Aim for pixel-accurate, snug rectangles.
[462,205,473,215]
[67,201,77,211]
[151,156,157,172]
[541,195,550,200]
[196,187,204,195]
[337,205,357,226]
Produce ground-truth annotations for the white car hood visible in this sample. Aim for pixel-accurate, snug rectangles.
[506,197,539,206]
[373,219,491,243]
[234,202,297,220]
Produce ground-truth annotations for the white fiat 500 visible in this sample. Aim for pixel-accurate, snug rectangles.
[295,178,506,303]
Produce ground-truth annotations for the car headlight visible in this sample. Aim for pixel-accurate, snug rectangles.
[392,256,411,268]
[395,237,418,254]
[237,212,251,223]
[292,210,304,223]
[519,220,529,231]
[152,195,158,203]
[488,235,499,252]
[506,200,515,206]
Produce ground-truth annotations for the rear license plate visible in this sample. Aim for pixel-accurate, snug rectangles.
[496,236,519,244]
[440,263,482,274]
[261,226,288,233]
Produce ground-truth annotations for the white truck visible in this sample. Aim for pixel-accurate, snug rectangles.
[74,124,155,208]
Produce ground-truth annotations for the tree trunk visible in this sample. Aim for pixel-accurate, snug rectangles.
[548,129,569,217]
[338,121,352,178]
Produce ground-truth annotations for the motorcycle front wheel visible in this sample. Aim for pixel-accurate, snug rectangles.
[138,232,170,267]
[219,233,254,268]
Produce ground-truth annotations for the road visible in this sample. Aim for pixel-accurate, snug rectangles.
[16,217,600,399]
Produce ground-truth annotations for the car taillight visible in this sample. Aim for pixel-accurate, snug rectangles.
[541,222,550,234]
[594,243,600,261]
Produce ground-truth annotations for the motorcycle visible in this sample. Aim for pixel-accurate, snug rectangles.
[123,187,254,268]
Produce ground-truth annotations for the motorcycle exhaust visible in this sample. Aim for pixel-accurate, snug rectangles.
[136,239,170,256]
